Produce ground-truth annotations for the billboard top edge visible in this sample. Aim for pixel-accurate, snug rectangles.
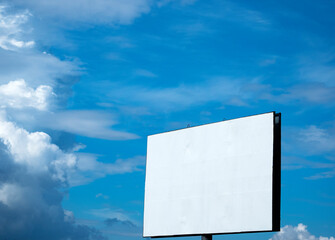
[148,111,279,138]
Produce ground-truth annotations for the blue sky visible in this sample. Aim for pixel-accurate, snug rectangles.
[0,0,334,240]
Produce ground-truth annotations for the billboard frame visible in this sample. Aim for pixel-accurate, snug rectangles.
[143,111,281,238]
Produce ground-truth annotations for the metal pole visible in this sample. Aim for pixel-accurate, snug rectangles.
[201,235,212,240]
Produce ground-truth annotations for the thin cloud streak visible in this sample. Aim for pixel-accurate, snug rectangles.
[5,0,152,26]
[69,154,145,186]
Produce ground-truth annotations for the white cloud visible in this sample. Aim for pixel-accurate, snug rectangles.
[69,154,145,186]
[106,36,135,48]
[297,125,335,155]
[268,83,335,105]
[0,79,54,110]
[0,115,105,239]
[0,48,81,88]
[0,110,142,238]
[0,183,24,207]
[270,223,335,240]
[305,169,335,180]
[40,110,139,140]
[6,0,151,25]
[134,69,157,78]
[0,5,80,97]
[90,208,142,237]
[0,5,141,239]
[299,52,335,86]
[283,124,335,180]
[196,1,271,30]
[282,156,335,171]
[0,5,34,51]
[0,114,76,181]
[99,73,334,115]
[106,77,257,112]
[96,193,109,199]
[90,208,134,222]
[0,80,137,140]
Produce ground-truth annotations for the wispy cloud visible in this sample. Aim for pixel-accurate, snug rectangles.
[69,154,145,186]
[305,169,335,180]
[0,80,138,140]
[100,73,335,114]
[296,125,335,155]
[6,0,152,26]
[195,1,271,30]
[0,5,80,88]
[89,208,142,237]
[0,4,143,239]
[104,218,136,228]
[134,69,157,78]
[106,36,135,48]
[0,49,80,90]
[96,193,109,199]
[282,156,335,171]
[299,52,335,86]
[40,110,139,140]
[106,77,262,112]
[283,123,335,180]
[0,6,34,51]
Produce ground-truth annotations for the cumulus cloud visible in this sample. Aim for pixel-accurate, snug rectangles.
[0,114,76,181]
[0,111,144,237]
[270,223,335,240]
[0,6,137,141]
[0,110,142,237]
[0,80,138,140]
[0,116,105,239]
[0,14,80,105]
[0,5,140,239]
[0,79,54,110]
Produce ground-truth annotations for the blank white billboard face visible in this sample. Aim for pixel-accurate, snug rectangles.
[143,112,281,237]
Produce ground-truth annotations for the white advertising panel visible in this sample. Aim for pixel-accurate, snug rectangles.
[143,112,281,237]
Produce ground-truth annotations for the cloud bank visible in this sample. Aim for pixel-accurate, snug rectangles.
[0,4,143,239]
[0,115,105,239]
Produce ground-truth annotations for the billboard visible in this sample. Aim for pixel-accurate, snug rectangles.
[143,112,281,238]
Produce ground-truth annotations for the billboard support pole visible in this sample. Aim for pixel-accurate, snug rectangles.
[201,235,212,240]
